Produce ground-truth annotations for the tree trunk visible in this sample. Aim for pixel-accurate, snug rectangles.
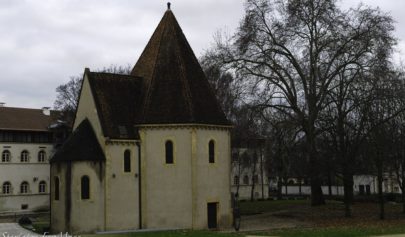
[306,123,325,206]
[277,178,283,200]
[377,157,385,220]
[328,172,332,197]
[343,171,354,217]
[284,177,288,195]
[309,147,325,205]
[299,177,302,196]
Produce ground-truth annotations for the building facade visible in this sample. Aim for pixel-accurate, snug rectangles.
[50,6,232,234]
[231,138,269,200]
[0,106,60,213]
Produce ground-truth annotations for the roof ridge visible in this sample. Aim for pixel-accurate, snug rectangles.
[139,11,169,123]
[172,19,195,122]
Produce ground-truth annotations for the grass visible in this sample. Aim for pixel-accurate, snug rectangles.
[28,200,405,237]
[83,230,242,237]
[32,222,50,234]
[239,199,310,215]
[260,225,405,237]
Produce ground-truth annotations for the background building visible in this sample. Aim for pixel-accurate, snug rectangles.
[0,105,63,213]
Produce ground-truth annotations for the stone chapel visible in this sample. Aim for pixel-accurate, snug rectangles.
[50,4,232,234]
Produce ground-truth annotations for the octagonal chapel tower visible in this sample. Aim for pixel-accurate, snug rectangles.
[50,5,232,234]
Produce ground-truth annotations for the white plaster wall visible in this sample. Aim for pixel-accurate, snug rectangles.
[194,129,232,228]
[0,143,52,212]
[105,144,139,230]
[73,75,105,146]
[69,161,105,234]
[50,163,67,233]
[140,128,193,229]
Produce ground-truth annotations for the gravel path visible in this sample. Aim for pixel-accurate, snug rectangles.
[0,223,39,237]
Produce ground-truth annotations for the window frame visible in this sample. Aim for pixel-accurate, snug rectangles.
[39,181,46,193]
[38,150,46,163]
[165,140,174,164]
[2,182,11,194]
[234,175,239,185]
[124,149,131,173]
[54,177,60,201]
[81,175,90,200]
[20,150,29,162]
[2,150,11,162]
[20,181,29,194]
[208,140,215,164]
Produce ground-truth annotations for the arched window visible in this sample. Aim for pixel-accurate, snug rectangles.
[21,150,29,162]
[234,175,239,185]
[39,181,46,193]
[54,177,60,200]
[165,140,174,164]
[2,182,11,194]
[81,176,90,200]
[124,150,131,172]
[243,175,249,185]
[208,140,215,163]
[20,181,29,194]
[38,150,46,162]
[2,150,10,162]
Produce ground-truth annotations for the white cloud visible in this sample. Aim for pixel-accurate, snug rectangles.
[0,0,404,108]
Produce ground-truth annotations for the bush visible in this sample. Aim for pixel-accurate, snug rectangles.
[18,216,32,225]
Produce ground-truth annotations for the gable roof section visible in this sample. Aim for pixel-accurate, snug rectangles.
[0,107,59,131]
[131,10,231,126]
[51,119,105,163]
[87,71,142,139]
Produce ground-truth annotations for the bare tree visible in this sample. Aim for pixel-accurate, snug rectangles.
[216,0,396,205]
[53,64,132,117]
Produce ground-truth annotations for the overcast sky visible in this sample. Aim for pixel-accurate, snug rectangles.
[1,0,404,109]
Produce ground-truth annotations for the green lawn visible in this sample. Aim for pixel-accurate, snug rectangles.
[239,199,310,215]
[83,230,242,237]
[262,226,405,237]
[81,226,405,237]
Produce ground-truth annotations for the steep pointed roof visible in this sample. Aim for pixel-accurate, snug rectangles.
[131,9,230,126]
[50,119,105,163]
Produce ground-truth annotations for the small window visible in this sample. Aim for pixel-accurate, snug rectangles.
[54,177,60,200]
[209,140,215,163]
[38,150,46,162]
[2,182,11,194]
[234,175,239,185]
[243,175,249,185]
[124,150,131,172]
[165,140,174,164]
[2,150,11,162]
[39,181,46,193]
[21,150,29,162]
[20,181,29,194]
[81,176,90,200]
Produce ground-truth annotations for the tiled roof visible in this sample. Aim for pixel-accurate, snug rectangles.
[50,119,105,162]
[87,71,142,139]
[131,10,231,125]
[0,107,59,131]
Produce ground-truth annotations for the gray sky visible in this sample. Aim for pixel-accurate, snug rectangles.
[0,0,404,109]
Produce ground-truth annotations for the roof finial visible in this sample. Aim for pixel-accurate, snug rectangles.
[167,2,171,10]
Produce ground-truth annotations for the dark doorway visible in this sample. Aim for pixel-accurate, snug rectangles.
[366,185,371,195]
[359,185,365,195]
[207,202,218,229]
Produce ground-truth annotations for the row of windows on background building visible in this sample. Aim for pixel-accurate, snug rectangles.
[164,140,216,164]
[233,175,260,185]
[1,150,47,163]
[0,131,53,143]
[1,181,47,194]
